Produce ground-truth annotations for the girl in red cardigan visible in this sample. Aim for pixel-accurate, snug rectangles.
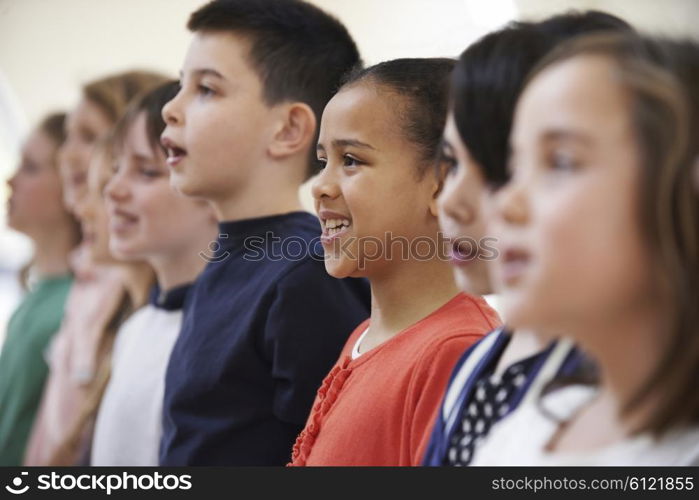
[290,59,501,466]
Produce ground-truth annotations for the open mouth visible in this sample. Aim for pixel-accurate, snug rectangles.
[161,137,187,167]
[450,239,479,263]
[323,217,351,236]
[109,209,139,234]
[72,172,87,186]
[318,212,352,244]
[82,231,95,245]
[500,247,531,285]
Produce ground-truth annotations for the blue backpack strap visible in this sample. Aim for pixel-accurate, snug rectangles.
[422,328,508,465]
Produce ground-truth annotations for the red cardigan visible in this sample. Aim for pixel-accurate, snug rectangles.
[289,293,501,466]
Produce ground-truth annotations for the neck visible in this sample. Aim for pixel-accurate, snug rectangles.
[212,160,305,222]
[150,244,209,292]
[368,257,459,341]
[566,301,670,430]
[120,262,153,308]
[30,223,74,278]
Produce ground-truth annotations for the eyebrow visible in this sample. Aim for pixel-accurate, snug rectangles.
[180,68,225,80]
[540,129,593,147]
[316,138,377,152]
[130,152,159,164]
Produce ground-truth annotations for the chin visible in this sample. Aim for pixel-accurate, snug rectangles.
[109,244,141,263]
[454,267,492,296]
[323,258,358,279]
[453,269,471,292]
[170,172,199,198]
[6,218,20,232]
[499,291,537,330]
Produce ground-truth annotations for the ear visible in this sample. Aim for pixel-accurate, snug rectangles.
[268,103,316,160]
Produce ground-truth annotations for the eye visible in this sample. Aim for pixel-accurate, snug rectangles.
[138,163,163,179]
[79,128,97,145]
[439,142,458,175]
[197,84,215,98]
[342,154,362,168]
[316,157,327,170]
[441,152,458,175]
[549,151,580,172]
[141,168,162,178]
[20,160,39,175]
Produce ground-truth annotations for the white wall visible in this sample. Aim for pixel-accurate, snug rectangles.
[515,0,699,35]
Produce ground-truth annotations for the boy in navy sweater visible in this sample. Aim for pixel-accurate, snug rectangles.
[159,0,370,465]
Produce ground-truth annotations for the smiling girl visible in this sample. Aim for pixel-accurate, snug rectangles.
[473,33,699,465]
[289,59,501,466]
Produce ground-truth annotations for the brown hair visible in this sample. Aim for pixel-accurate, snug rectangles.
[82,70,169,124]
[39,112,68,147]
[46,291,134,465]
[531,33,699,436]
[19,113,79,289]
[111,80,179,158]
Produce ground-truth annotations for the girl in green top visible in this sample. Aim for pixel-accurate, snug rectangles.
[0,113,80,465]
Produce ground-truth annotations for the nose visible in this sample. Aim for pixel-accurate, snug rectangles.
[310,164,341,201]
[59,135,81,172]
[162,88,184,126]
[73,195,90,222]
[437,168,476,226]
[493,178,529,226]
[104,164,130,203]
[7,171,18,191]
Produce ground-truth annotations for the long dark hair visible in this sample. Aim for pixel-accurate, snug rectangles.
[451,10,632,188]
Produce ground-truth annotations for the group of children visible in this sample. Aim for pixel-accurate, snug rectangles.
[1,0,698,467]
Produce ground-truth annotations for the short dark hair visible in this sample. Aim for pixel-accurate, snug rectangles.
[112,81,180,157]
[341,58,456,178]
[188,0,362,177]
[39,112,67,148]
[452,10,633,187]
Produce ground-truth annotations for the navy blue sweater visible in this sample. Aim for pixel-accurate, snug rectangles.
[160,212,370,465]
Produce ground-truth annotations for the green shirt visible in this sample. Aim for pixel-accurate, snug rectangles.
[0,274,72,465]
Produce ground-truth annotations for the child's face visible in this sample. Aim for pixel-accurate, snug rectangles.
[7,129,66,238]
[74,148,118,265]
[491,55,656,336]
[437,113,493,296]
[161,32,277,203]
[60,98,112,212]
[105,112,215,262]
[312,84,441,279]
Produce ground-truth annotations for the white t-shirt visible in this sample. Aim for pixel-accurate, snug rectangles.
[472,385,699,466]
[91,290,185,466]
